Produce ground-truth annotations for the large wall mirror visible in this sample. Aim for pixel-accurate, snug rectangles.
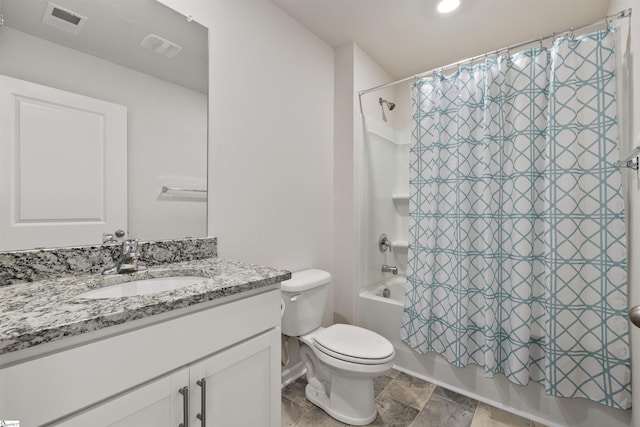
[0,0,208,251]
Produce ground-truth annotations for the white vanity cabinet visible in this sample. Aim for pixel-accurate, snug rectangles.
[0,288,281,427]
[54,368,190,427]
[56,329,280,427]
[190,330,280,426]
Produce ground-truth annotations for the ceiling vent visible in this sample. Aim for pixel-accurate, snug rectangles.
[140,34,182,58]
[42,2,87,35]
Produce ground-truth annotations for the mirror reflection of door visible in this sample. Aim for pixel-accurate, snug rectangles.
[0,0,208,250]
[0,75,127,251]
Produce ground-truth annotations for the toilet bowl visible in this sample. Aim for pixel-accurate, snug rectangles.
[281,269,395,425]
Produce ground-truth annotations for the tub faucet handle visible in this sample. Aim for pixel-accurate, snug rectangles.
[382,264,398,275]
[379,234,392,253]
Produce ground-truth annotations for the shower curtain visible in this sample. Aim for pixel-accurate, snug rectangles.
[400,28,630,409]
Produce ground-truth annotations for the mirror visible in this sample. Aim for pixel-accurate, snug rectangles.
[0,0,208,251]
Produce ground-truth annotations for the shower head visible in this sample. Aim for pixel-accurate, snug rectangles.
[379,97,395,111]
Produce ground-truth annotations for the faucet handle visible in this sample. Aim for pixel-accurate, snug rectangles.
[102,233,118,245]
[379,234,392,253]
[121,239,139,255]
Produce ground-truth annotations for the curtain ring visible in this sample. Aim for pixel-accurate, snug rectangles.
[539,37,543,49]
[570,27,575,40]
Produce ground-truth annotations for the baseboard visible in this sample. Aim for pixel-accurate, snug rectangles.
[281,361,306,389]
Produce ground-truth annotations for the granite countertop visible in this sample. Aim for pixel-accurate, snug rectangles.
[0,258,291,355]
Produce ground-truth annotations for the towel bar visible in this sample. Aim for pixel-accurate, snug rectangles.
[161,186,207,194]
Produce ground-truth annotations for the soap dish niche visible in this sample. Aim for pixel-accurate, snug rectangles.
[392,193,409,204]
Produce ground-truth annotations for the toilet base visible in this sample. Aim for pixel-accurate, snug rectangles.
[305,374,377,425]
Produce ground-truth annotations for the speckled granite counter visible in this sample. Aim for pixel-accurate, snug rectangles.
[0,257,290,355]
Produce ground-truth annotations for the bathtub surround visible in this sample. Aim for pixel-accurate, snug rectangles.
[0,237,217,285]
[403,29,629,409]
[359,277,408,346]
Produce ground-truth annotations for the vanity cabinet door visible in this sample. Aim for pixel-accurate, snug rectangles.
[53,368,189,427]
[189,328,281,427]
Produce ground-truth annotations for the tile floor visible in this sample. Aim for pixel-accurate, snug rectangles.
[282,369,547,427]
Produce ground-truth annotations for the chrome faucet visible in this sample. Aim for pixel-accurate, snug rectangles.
[382,264,398,275]
[103,239,144,275]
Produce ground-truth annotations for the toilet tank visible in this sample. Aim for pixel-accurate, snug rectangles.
[281,269,331,337]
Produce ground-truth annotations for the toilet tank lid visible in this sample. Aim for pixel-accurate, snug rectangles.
[281,269,331,292]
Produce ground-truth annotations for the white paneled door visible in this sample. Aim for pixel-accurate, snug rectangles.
[0,75,127,250]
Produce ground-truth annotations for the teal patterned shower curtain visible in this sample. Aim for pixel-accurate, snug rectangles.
[400,29,630,409]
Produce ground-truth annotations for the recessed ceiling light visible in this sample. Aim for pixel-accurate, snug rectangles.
[437,0,461,14]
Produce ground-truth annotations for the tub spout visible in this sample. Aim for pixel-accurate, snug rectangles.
[382,265,398,275]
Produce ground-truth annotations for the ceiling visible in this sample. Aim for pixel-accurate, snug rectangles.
[0,0,208,93]
[270,0,614,79]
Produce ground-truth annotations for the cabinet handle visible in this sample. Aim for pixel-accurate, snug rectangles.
[196,378,206,425]
[178,386,189,427]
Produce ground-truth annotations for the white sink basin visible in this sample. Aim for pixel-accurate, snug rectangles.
[77,276,212,299]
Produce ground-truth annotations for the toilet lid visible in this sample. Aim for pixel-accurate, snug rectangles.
[314,324,394,365]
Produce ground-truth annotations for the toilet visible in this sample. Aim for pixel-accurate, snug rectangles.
[281,269,395,425]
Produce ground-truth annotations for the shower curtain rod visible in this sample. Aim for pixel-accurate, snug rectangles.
[358,8,632,97]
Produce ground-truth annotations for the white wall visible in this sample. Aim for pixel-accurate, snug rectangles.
[333,44,358,325]
[210,0,334,275]
[158,0,334,277]
[0,27,207,243]
[157,0,334,388]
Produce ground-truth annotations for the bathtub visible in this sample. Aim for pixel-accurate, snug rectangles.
[357,276,408,347]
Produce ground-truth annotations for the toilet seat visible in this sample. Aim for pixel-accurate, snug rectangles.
[313,324,394,365]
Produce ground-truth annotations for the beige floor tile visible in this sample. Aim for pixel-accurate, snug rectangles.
[378,372,435,411]
[374,374,393,397]
[294,405,346,427]
[373,393,420,426]
[470,402,531,427]
[386,368,401,379]
[433,386,478,410]
[281,373,538,427]
[282,396,304,426]
[412,395,474,427]
[282,379,316,413]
